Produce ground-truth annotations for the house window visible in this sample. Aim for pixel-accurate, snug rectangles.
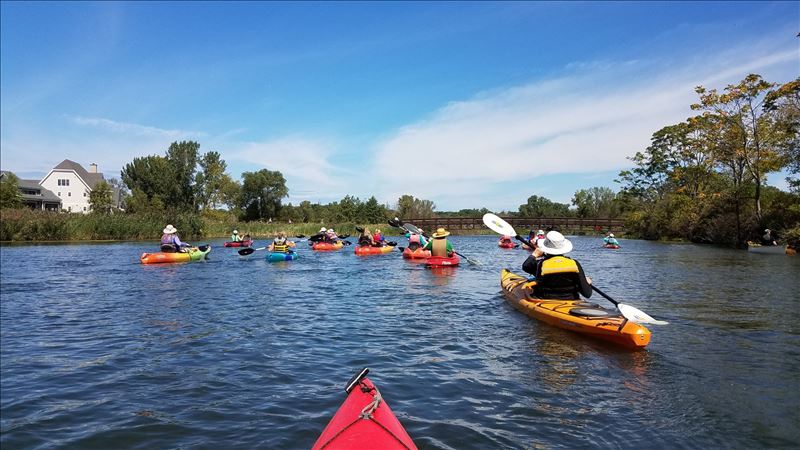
[68,206,72,212]
[58,192,61,196]
[66,179,69,186]
[68,192,71,197]
[58,179,61,186]
[83,207,86,211]
[83,192,87,197]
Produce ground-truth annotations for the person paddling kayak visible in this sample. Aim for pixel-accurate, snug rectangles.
[423,227,454,257]
[603,233,620,247]
[268,231,295,253]
[160,224,191,253]
[231,229,243,242]
[522,231,592,300]
[358,227,377,247]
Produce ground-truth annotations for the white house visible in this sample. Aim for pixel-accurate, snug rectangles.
[40,160,107,213]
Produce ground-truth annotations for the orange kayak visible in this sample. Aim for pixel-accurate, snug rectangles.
[354,245,395,255]
[402,247,431,259]
[312,241,344,251]
[140,246,211,264]
[500,269,651,349]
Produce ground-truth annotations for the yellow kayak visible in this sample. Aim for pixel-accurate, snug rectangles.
[500,269,651,349]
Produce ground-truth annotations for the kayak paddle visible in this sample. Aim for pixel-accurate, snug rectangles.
[238,246,266,256]
[481,213,667,325]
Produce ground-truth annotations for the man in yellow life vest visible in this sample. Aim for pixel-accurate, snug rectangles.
[268,231,296,253]
[423,227,454,257]
[522,231,592,300]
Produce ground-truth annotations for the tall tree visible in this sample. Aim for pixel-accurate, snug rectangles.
[195,151,230,210]
[692,74,788,222]
[396,195,436,218]
[166,141,200,210]
[89,180,113,214]
[120,155,175,210]
[0,172,22,209]
[240,169,288,220]
[572,187,619,218]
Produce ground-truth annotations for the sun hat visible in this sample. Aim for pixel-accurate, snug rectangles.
[233,230,238,234]
[608,233,614,238]
[764,228,770,232]
[432,227,450,238]
[320,227,327,232]
[163,224,177,234]
[328,228,335,233]
[538,231,573,255]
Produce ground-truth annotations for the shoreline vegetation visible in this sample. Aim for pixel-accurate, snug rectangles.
[1,75,797,247]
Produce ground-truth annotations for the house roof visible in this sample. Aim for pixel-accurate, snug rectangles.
[52,159,105,188]
[18,179,62,203]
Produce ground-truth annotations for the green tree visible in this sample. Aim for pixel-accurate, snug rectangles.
[166,141,200,210]
[396,195,436,219]
[360,196,387,223]
[571,187,620,218]
[764,78,800,192]
[0,172,22,209]
[240,169,288,220]
[89,180,113,214]
[518,195,571,217]
[196,150,229,210]
[121,155,175,208]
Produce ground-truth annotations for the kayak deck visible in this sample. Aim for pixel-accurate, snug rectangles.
[500,269,650,349]
[312,369,417,450]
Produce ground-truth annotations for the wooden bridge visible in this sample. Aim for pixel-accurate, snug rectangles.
[403,216,625,234]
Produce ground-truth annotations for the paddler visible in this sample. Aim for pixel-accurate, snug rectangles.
[603,233,620,246]
[358,227,376,247]
[372,228,386,246]
[268,231,295,253]
[423,227,454,257]
[231,229,243,242]
[160,224,191,253]
[522,231,592,300]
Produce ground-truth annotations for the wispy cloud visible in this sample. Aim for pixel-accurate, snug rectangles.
[68,115,204,139]
[369,39,798,207]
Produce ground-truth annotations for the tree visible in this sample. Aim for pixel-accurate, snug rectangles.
[89,180,114,214]
[518,195,571,217]
[692,74,789,222]
[396,195,436,219]
[361,196,387,223]
[106,177,127,210]
[121,155,175,209]
[166,141,200,210]
[195,150,229,210]
[764,78,800,192]
[0,172,22,209]
[240,169,288,220]
[572,187,619,218]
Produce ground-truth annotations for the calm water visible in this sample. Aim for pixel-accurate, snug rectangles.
[1,236,798,449]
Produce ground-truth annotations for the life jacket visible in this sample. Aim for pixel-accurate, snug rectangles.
[272,241,288,253]
[358,235,372,246]
[160,234,178,252]
[534,256,582,300]
[431,238,448,257]
[373,232,383,242]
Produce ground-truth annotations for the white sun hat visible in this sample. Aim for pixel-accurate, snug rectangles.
[233,230,239,234]
[539,231,573,255]
[163,224,177,234]
[320,227,327,232]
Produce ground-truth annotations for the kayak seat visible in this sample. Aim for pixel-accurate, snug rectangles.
[573,302,600,308]
[161,244,178,253]
[569,308,619,318]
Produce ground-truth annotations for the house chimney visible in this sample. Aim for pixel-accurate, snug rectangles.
[90,163,97,173]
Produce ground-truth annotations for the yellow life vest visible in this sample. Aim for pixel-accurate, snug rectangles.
[540,256,579,275]
[431,238,448,257]
[272,243,288,253]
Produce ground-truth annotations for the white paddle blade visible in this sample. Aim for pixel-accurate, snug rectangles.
[482,213,517,236]
[618,304,669,325]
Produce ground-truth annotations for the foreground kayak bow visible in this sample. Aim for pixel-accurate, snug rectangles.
[312,368,417,450]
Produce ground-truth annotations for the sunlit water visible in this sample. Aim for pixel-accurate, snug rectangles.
[1,236,798,449]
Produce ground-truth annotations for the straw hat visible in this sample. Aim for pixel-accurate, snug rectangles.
[432,227,450,238]
[163,224,177,234]
[538,231,573,255]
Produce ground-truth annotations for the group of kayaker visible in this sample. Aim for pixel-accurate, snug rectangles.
[358,227,387,247]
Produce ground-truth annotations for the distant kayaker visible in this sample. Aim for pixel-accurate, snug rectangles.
[522,231,592,300]
[500,235,514,246]
[324,228,339,243]
[268,231,295,253]
[231,230,243,242]
[405,231,428,249]
[761,228,778,246]
[160,224,191,253]
[358,228,376,247]
[603,233,620,246]
[523,229,544,250]
[423,227,454,257]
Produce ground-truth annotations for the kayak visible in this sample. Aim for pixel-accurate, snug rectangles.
[312,241,344,251]
[223,240,253,248]
[500,269,651,349]
[498,240,516,249]
[426,254,460,267]
[266,251,297,262]
[603,244,620,249]
[402,247,431,259]
[747,243,788,255]
[140,246,211,264]
[354,245,394,255]
[311,368,417,450]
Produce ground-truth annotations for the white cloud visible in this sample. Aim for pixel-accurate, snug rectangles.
[68,116,203,139]
[369,41,798,207]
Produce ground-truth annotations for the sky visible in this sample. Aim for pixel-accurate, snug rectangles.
[1,1,798,211]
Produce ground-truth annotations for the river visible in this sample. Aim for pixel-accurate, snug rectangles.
[1,236,798,449]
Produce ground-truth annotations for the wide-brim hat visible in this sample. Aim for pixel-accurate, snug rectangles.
[319,227,327,232]
[608,233,614,238]
[163,224,177,234]
[432,227,450,238]
[233,230,239,234]
[539,231,573,255]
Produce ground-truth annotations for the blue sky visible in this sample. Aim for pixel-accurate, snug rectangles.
[2,1,798,211]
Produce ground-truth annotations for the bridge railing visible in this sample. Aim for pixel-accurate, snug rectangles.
[401,217,625,233]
